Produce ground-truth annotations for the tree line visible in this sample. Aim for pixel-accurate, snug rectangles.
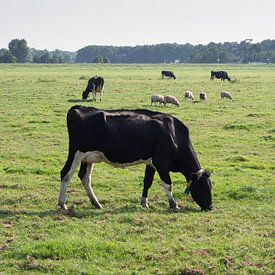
[1,38,275,64]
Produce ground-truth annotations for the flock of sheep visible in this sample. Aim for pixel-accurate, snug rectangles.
[151,90,233,107]
[150,69,234,107]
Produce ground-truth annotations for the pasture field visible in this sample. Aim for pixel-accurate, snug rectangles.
[0,64,274,274]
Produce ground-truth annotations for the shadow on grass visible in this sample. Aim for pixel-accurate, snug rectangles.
[0,205,201,219]
[67,99,94,103]
[0,209,58,219]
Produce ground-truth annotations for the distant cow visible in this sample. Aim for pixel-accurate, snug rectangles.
[210,71,231,82]
[161,71,176,79]
[82,76,105,101]
[58,105,212,211]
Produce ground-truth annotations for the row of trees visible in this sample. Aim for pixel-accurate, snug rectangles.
[75,40,275,63]
[1,38,275,64]
[0,39,75,63]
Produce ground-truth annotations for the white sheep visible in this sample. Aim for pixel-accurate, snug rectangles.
[164,95,180,107]
[199,92,207,101]
[151,94,164,106]
[221,91,233,100]
[184,90,195,101]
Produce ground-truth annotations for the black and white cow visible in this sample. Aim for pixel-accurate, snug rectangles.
[58,105,212,211]
[161,70,176,79]
[82,76,105,101]
[210,71,231,81]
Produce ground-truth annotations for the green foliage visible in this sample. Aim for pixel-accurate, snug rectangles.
[75,40,275,63]
[0,64,274,274]
[93,55,104,63]
[2,38,275,64]
[8,39,29,63]
[0,49,16,63]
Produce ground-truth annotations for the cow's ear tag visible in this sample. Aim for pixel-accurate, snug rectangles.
[184,188,190,195]
[184,181,191,195]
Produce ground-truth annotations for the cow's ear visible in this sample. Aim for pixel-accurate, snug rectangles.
[204,171,211,178]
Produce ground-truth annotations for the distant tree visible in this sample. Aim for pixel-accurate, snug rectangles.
[0,49,16,63]
[39,51,52,63]
[93,55,103,63]
[103,57,111,63]
[8,39,29,63]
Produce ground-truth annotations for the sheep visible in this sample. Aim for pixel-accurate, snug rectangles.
[164,95,180,107]
[199,92,207,101]
[184,90,195,101]
[151,94,165,106]
[221,91,233,100]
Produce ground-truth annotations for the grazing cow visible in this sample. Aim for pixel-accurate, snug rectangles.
[82,76,104,101]
[199,92,207,101]
[221,91,233,100]
[161,70,176,79]
[151,94,165,106]
[210,71,231,82]
[58,105,212,211]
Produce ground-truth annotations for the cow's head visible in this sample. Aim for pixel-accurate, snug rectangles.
[82,90,89,100]
[189,171,212,211]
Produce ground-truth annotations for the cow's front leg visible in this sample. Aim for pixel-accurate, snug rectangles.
[59,151,82,211]
[141,165,155,208]
[154,162,178,209]
[162,181,178,209]
[78,162,103,209]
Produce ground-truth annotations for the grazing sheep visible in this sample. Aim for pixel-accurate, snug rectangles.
[164,95,180,107]
[221,91,233,100]
[151,94,165,106]
[184,90,195,101]
[199,92,207,101]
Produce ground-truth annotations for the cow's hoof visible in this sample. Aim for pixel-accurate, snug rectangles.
[93,203,103,209]
[140,197,149,209]
[169,200,178,209]
[58,202,68,211]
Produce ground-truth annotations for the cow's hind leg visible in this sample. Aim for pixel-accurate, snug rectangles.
[153,161,178,209]
[92,90,96,101]
[99,85,104,101]
[58,151,82,210]
[78,162,103,209]
[141,165,155,208]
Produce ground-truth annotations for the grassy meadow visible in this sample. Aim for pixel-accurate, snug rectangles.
[0,64,274,274]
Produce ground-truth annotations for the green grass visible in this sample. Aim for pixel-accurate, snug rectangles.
[0,63,274,274]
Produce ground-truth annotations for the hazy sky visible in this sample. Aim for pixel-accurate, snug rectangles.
[1,0,274,51]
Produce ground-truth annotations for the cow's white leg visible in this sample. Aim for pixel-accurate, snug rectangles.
[58,151,82,210]
[162,181,178,209]
[80,163,103,209]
